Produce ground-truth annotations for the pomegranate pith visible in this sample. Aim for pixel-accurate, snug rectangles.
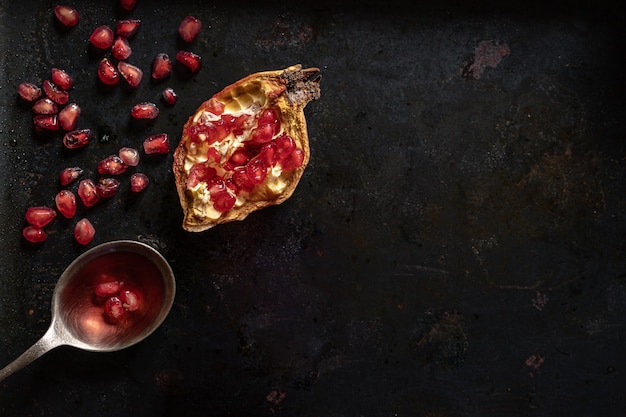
[55,190,77,218]
[25,206,57,228]
[74,218,95,245]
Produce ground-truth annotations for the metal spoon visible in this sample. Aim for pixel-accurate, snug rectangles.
[0,240,176,383]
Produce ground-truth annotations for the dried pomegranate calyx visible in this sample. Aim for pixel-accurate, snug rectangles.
[173,64,321,232]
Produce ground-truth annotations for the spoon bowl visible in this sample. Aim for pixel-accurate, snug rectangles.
[0,240,176,382]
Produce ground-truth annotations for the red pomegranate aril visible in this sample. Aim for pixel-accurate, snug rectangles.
[260,142,278,167]
[119,287,142,311]
[281,148,305,170]
[94,280,121,298]
[112,36,132,60]
[74,218,95,245]
[54,5,80,28]
[251,123,275,144]
[63,128,92,149]
[97,154,128,175]
[161,87,177,105]
[42,80,69,105]
[55,190,77,218]
[246,157,268,185]
[213,191,236,212]
[104,296,126,322]
[143,133,169,154]
[25,206,56,228]
[23,226,47,243]
[96,178,120,198]
[119,0,137,11]
[51,68,73,90]
[232,166,255,192]
[34,114,59,132]
[131,102,159,119]
[118,61,143,88]
[17,82,42,103]
[259,107,280,126]
[119,147,140,166]
[98,58,119,85]
[130,172,149,192]
[78,179,101,207]
[58,103,81,131]
[273,135,296,161]
[178,16,202,43]
[176,50,202,73]
[90,25,114,50]
[116,19,141,38]
[205,97,225,116]
[151,53,172,80]
[226,148,252,169]
[32,98,58,115]
[60,167,84,185]
[187,163,216,188]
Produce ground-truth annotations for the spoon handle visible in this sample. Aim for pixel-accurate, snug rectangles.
[0,325,63,383]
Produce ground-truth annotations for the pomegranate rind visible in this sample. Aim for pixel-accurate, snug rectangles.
[173,64,321,232]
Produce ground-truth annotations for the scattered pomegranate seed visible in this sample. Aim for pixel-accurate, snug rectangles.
[115,19,141,38]
[130,172,149,192]
[97,58,120,85]
[97,154,128,175]
[94,279,121,298]
[130,102,159,119]
[32,98,58,115]
[117,61,143,88]
[96,178,120,197]
[119,287,142,311]
[112,36,132,60]
[59,167,84,185]
[178,16,202,43]
[17,82,42,103]
[34,114,59,132]
[74,218,95,245]
[54,5,79,28]
[119,147,140,166]
[78,179,101,207]
[143,133,169,154]
[281,148,305,170]
[161,87,177,105]
[104,296,126,322]
[51,68,73,90]
[151,53,172,80]
[176,50,202,73]
[187,163,217,189]
[63,128,92,149]
[58,103,81,131]
[89,25,114,50]
[25,206,57,228]
[42,79,69,105]
[23,226,47,243]
[246,157,268,184]
[119,0,137,11]
[55,190,77,218]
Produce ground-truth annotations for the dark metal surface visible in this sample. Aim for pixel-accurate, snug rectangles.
[1,0,625,415]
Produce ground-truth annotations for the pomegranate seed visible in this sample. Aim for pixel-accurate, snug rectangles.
[32,98,58,115]
[119,147,140,166]
[176,50,202,73]
[117,61,142,88]
[97,58,120,85]
[63,128,92,149]
[23,226,47,243]
[274,135,296,162]
[115,19,141,38]
[112,36,132,60]
[104,296,126,322]
[205,98,225,116]
[58,103,81,131]
[42,79,69,105]
[119,287,142,311]
[54,5,79,28]
[78,179,101,207]
[245,157,268,185]
[143,133,169,154]
[226,148,252,169]
[212,191,236,212]
[178,16,202,43]
[94,280,121,298]
[97,154,128,175]
[281,148,305,170]
[89,25,114,50]
[51,68,73,90]
[55,190,77,218]
[231,166,255,192]
[74,218,95,245]
[25,206,57,228]
[17,82,42,103]
[131,102,159,119]
[161,87,177,105]
[151,53,172,80]
[96,178,120,198]
[251,123,274,144]
[130,173,149,192]
[119,0,137,11]
[187,163,216,188]
[34,114,59,132]
[59,167,84,185]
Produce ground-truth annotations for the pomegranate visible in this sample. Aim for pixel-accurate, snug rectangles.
[25,206,57,228]
[23,226,47,243]
[63,128,92,149]
[117,61,143,88]
[74,218,95,245]
[54,5,79,28]
[97,154,128,175]
[112,36,132,60]
[78,179,101,207]
[89,25,114,50]
[51,68,73,90]
[115,19,141,38]
[175,50,201,73]
[143,133,169,154]
[58,103,81,131]
[55,190,77,218]
[34,114,59,132]
[32,98,58,115]
[173,65,321,231]
[130,173,149,192]
[96,178,120,198]
[119,0,137,11]
[151,53,172,80]
[178,16,202,43]
[59,166,84,185]
[161,87,177,105]
[119,287,142,311]
[42,79,69,105]
[119,147,140,166]
[94,279,121,298]
[17,82,42,103]
[130,102,159,119]
[97,58,120,85]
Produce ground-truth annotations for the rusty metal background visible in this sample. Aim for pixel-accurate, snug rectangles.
[1,0,625,415]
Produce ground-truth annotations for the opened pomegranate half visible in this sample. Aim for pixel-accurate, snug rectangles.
[173,64,321,232]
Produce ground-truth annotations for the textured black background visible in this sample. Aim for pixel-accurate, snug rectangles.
[1,0,625,416]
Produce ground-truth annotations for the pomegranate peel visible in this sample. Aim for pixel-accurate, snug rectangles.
[173,64,321,232]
